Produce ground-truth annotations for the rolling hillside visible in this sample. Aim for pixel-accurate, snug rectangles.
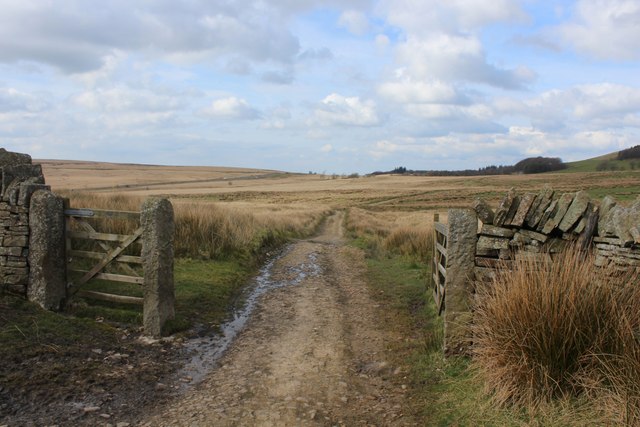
[563,150,640,173]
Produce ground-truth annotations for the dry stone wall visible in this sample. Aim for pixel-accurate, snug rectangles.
[0,149,49,295]
[1,148,175,335]
[443,186,640,356]
[473,186,640,285]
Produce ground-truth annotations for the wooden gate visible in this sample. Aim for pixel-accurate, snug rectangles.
[64,207,144,305]
[432,214,448,315]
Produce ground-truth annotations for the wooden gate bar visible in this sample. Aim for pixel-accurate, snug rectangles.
[69,250,143,264]
[73,227,144,287]
[77,290,143,305]
[432,212,448,316]
[69,270,144,284]
[67,230,133,242]
[65,208,140,220]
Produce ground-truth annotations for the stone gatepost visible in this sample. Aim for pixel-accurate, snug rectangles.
[28,190,67,310]
[443,208,478,355]
[141,197,175,337]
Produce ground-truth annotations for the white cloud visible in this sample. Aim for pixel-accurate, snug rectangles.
[377,0,526,35]
[571,83,640,119]
[73,86,184,112]
[0,1,301,72]
[375,34,390,50]
[368,140,399,159]
[261,105,291,129]
[557,0,640,60]
[262,69,294,85]
[497,127,634,161]
[405,103,493,122]
[365,126,637,170]
[201,97,260,120]
[375,0,534,94]
[495,83,640,132]
[0,87,50,112]
[320,144,333,152]
[338,10,370,35]
[378,78,467,105]
[395,34,535,89]
[313,93,380,127]
[298,47,333,62]
[72,51,127,88]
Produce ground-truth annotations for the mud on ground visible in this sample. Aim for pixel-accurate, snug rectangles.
[142,212,416,426]
[0,297,184,426]
[2,212,417,426]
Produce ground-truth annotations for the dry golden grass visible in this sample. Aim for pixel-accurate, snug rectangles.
[345,208,439,261]
[40,159,277,193]
[61,191,330,259]
[48,159,640,263]
[473,248,640,424]
[42,159,640,210]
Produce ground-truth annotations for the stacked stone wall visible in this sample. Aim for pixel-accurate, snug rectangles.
[594,196,640,269]
[0,149,49,295]
[443,187,640,356]
[472,187,640,286]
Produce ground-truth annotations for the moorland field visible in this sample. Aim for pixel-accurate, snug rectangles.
[2,158,639,425]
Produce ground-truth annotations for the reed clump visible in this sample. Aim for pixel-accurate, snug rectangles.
[473,248,640,424]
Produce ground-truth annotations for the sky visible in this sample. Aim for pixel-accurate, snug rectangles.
[0,0,639,174]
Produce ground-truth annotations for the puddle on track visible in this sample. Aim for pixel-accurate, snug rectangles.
[176,245,322,388]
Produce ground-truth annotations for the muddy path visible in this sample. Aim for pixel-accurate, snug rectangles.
[142,211,416,426]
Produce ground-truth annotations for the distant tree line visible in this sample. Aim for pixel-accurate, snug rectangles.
[372,156,567,177]
[617,145,640,160]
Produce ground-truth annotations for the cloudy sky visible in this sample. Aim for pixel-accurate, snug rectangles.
[1,0,639,173]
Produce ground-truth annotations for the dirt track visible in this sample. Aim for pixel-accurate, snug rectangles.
[142,212,415,426]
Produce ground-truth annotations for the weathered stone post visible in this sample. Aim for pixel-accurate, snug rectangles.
[141,197,175,337]
[443,208,477,355]
[28,190,67,310]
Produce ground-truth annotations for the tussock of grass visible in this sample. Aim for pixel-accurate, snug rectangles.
[346,208,436,261]
[351,220,611,425]
[382,226,433,261]
[473,248,640,424]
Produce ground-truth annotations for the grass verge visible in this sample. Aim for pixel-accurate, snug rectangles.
[355,237,604,426]
[67,257,260,336]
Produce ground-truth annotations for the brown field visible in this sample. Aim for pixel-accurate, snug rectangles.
[41,158,640,211]
[41,158,640,261]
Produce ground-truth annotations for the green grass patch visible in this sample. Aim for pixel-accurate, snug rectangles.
[0,295,117,354]
[171,257,254,334]
[356,238,604,425]
[585,185,640,202]
[563,153,640,173]
[67,257,258,335]
[0,294,121,393]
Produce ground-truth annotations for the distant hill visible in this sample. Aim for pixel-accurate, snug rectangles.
[563,148,640,173]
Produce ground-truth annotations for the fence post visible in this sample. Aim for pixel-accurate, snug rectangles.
[28,190,67,310]
[141,197,175,337]
[443,208,477,356]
